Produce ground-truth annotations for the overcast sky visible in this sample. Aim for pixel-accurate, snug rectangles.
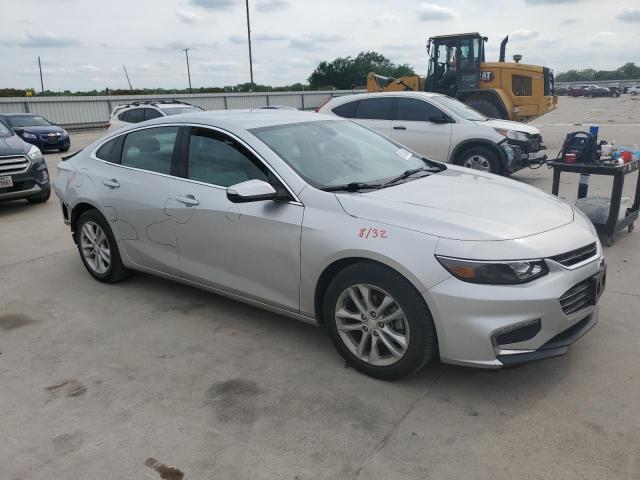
[1,0,639,91]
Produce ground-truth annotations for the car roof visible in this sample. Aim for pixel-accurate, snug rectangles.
[139,109,342,131]
[328,91,443,104]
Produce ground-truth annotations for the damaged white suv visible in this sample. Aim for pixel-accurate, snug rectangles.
[317,91,547,175]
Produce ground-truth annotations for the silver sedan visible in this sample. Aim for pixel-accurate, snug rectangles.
[53,110,605,379]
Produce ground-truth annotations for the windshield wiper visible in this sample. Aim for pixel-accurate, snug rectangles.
[321,182,382,192]
[382,167,435,187]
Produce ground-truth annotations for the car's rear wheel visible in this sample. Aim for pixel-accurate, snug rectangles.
[323,262,436,379]
[76,209,129,283]
[455,146,501,174]
[465,98,504,119]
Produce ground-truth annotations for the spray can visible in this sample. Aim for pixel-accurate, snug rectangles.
[589,124,599,141]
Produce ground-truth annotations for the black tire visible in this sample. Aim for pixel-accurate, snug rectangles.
[632,92,638,96]
[26,185,51,204]
[75,209,130,283]
[60,146,70,152]
[465,98,504,119]
[323,262,437,380]
[454,145,501,175]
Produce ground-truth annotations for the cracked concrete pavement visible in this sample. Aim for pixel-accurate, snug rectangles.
[1,97,640,479]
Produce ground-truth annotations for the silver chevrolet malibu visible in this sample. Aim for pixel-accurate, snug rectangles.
[53,110,605,379]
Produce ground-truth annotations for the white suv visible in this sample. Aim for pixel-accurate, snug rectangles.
[317,92,546,175]
[628,86,640,96]
[106,101,204,132]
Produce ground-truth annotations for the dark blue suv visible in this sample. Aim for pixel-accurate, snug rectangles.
[0,113,70,152]
[0,119,50,204]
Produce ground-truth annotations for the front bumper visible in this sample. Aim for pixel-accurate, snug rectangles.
[23,135,70,151]
[0,159,50,202]
[502,136,547,173]
[424,256,604,368]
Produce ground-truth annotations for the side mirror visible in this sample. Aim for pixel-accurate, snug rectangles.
[428,114,452,124]
[13,128,24,136]
[227,179,277,203]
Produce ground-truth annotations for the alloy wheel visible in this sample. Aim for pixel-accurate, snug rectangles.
[334,284,410,367]
[463,154,492,172]
[80,221,111,275]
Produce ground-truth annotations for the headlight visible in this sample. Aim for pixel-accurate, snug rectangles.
[27,144,43,161]
[61,130,68,138]
[435,256,549,284]
[22,132,37,139]
[494,128,529,142]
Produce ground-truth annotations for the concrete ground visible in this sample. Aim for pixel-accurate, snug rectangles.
[1,96,639,480]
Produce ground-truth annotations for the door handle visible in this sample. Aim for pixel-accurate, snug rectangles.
[102,179,120,188]
[175,194,199,206]
[393,125,407,130]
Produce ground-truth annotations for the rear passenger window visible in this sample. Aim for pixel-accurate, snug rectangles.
[126,108,145,123]
[144,108,163,120]
[332,101,358,118]
[96,136,124,163]
[121,127,178,174]
[117,111,127,121]
[396,98,446,122]
[353,98,394,120]
[187,128,267,187]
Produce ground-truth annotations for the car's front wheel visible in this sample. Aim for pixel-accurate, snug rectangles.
[323,262,436,379]
[455,146,501,174]
[76,209,129,283]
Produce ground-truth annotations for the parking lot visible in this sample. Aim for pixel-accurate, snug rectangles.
[1,96,640,479]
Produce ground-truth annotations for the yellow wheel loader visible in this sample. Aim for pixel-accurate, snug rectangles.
[367,33,557,122]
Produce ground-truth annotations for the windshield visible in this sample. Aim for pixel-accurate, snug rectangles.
[252,120,437,189]
[8,115,52,127]
[431,95,487,121]
[161,106,203,116]
[0,121,12,137]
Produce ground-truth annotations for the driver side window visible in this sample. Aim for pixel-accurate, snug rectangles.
[186,128,268,187]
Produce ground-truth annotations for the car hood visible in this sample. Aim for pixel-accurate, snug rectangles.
[20,125,66,135]
[335,166,574,241]
[0,134,29,155]
[478,118,541,136]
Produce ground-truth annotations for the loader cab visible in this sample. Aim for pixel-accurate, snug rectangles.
[425,33,485,96]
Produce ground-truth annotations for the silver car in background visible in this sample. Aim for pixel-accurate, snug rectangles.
[53,110,605,379]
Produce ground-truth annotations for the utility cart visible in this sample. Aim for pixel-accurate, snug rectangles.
[549,159,640,247]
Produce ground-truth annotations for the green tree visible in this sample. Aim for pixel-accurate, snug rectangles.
[308,51,415,89]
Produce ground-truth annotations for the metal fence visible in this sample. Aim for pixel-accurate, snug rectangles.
[0,90,366,130]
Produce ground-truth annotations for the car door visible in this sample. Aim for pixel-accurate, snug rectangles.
[91,125,183,276]
[391,97,453,161]
[350,97,394,138]
[171,126,304,312]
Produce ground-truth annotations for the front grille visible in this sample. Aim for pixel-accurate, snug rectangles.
[0,155,31,175]
[551,242,598,267]
[560,279,594,315]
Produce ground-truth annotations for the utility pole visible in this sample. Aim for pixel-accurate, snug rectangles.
[123,65,133,90]
[245,0,254,91]
[184,48,192,94]
[37,56,44,94]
